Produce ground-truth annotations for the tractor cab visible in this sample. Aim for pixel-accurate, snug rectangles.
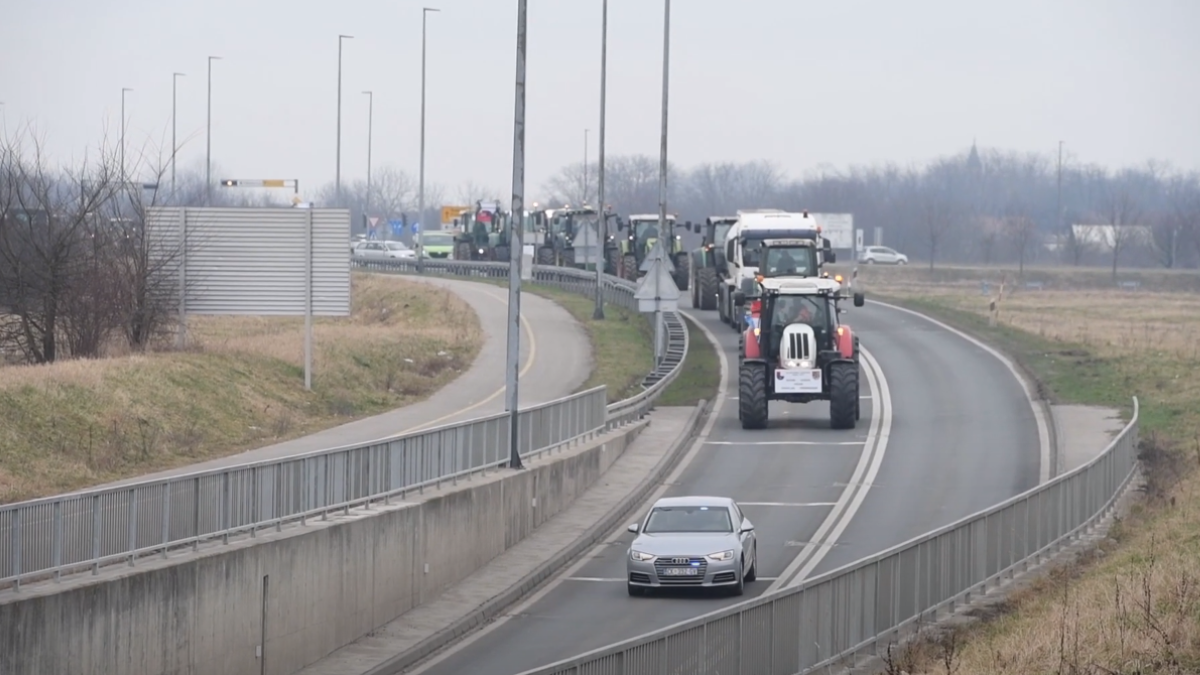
[616,214,691,288]
[733,277,866,430]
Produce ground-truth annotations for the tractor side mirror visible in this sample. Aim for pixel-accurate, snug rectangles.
[853,292,865,307]
[825,250,837,264]
[693,222,701,234]
[733,291,746,307]
[677,220,689,229]
[739,277,758,296]
[616,218,626,231]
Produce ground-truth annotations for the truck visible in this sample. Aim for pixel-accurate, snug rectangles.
[716,210,834,332]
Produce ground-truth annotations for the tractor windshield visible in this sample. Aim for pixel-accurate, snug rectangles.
[761,246,818,277]
[770,294,834,350]
[712,223,733,245]
[630,219,665,241]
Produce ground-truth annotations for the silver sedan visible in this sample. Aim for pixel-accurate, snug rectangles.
[625,495,758,596]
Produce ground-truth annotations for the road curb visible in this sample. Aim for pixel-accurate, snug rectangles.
[366,400,714,675]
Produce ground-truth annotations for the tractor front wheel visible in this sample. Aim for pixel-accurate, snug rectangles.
[696,267,718,310]
[828,361,859,430]
[738,363,770,430]
[537,246,555,266]
[622,253,639,281]
[673,253,690,291]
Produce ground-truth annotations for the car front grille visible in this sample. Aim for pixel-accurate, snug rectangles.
[653,556,707,585]
[428,252,449,258]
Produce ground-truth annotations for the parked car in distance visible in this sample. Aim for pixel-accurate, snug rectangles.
[625,495,757,597]
[353,240,417,260]
[857,245,908,265]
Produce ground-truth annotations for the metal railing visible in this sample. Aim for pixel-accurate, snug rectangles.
[0,258,689,591]
[517,397,1141,675]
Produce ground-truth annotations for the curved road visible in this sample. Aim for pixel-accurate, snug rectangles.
[408,293,1043,675]
[44,275,591,503]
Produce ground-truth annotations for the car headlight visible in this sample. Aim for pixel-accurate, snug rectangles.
[630,550,655,562]
[707,550,734,562]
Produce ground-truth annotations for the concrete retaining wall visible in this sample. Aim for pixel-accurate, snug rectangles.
[0,422,646,675]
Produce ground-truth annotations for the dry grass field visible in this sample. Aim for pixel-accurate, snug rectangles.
[844,264,1200,674]
[0,273,482,504]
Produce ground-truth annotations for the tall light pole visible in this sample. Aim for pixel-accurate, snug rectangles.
[583,129,589,201]
[336,34,354,205]
[120,88,133,181]
[656,0,671,273]
[172,72,185,194]
[592,0,609,321]
[505,0,528,470]
[363,90,374,223]
[418,7,440,273]
[205,55,221,205]
[1057,140,1064,236]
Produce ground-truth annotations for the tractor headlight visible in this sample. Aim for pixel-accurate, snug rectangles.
[783,359,812,369]
[478,248,484,254]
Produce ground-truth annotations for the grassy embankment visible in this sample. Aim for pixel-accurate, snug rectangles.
[842,263,1200,675]
[0,274,483,504]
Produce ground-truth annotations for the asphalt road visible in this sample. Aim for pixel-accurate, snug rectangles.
[408,292,1042,675]
[1,276,591,588]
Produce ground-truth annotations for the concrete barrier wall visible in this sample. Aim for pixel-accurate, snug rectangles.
[0,422,647,675]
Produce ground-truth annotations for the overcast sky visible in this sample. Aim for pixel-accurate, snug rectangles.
[2,0,1198,203]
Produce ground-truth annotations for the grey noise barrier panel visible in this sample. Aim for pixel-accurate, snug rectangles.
[366,397,713,675]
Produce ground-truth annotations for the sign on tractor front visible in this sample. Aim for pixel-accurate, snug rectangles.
[775,368,822,393]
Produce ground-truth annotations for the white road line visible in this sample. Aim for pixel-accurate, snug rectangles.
[705,441,864,446]
[405,310,733,674]
[766,346,893,593]
[565,576,781,582]
[871,299,1053,483]
[738,502,836,507]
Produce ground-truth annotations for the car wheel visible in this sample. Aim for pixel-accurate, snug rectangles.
[627,583,644,597]
[897,259,907,265]
[730,559,746,596]
[866,258,876,264]
[744,545,758,583]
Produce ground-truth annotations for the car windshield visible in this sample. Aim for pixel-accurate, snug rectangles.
[642,505,733,534]
[385,242,409,250]
[761,246,816,276]
[422,232,453,246]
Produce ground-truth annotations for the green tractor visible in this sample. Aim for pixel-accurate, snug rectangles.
[535,206,619,273]
[689,216,737,310]
[453,200,513,261]
[615,213,691,289]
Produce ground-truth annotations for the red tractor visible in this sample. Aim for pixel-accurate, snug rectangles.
[733,276,865,430]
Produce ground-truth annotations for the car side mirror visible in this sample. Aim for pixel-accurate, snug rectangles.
[733,291,745,307]
[740,525,754,534]
[854,292,865,307]
[627,523,639,533]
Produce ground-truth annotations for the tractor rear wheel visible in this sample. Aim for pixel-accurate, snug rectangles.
[828,361,859,430]
[696,267,718,310]
[494,245,510,263]
[537,246,555,266]
[605,247,621,276]
[673,253,690,291]
[738,363,770,430]
[455,242,472,262]
[564,248,576,268]
[622,253,639,281]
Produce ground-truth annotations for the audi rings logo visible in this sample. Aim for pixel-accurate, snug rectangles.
[671,557,689,564]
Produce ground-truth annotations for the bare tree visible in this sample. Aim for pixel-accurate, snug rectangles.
[454,180,502,207]
[1004,201,1039,275]
[1098,178,1145,280]
[918,175,957,272]
[542,161,597,207]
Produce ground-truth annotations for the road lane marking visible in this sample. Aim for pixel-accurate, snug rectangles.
[705,441,864,446]
[738,502,836,507]
[766,345,893,592]
[405,309,733,674]
[871,299,1052,483]
[566,576,782,582]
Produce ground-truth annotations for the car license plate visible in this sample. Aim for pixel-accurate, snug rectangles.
[664,567,699,576]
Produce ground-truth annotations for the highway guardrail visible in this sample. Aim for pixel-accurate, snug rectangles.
[516,397,1141,675]
[0,259,688,591]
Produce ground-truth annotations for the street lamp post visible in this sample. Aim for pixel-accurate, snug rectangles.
[363,90,374,221]
[583,129,589,201]
[336,35,354,205]
[205,56,221,205]
[505,0,528,470]
[592,0,609,321]
[418,6,440,273]
[120,88,132,181]
[172,73,185,194]
[656,0,671,264]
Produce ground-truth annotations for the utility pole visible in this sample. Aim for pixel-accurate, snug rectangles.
[120,87,132,182]
[592,0,609,321]
[364,90,374,219]
[172,73,185,194]
[656,0,671,267]
[418,7,440,272]
[506,0,528,471]
[205,56,221,206]
[583,128,589,202]
[336,35,354,204]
